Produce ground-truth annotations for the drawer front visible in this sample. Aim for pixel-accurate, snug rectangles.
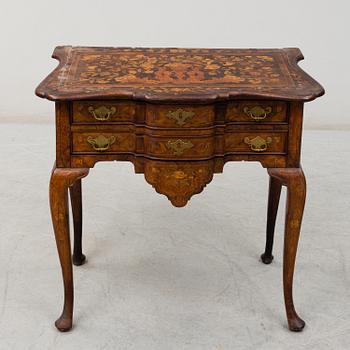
[146,104,215,128]
[72,101,136,123]
[72,132,136,153]
[225,132,287,154]
[144,136,215,159]
[226,101,287,123]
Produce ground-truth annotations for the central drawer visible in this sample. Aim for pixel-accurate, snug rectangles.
[146,104,215,128]
[144,135,216,159]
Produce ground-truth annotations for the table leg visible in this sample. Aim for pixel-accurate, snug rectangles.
[261,175,282,264]
[69,180,86,266]
[49,166,89,332]
[267,168,306,332]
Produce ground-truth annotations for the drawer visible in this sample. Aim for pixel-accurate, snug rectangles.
[226,101,287,123]
[72,132,136,153]
[144,136,215,159]
[146,104,215,128]
[225,132,287,154]
[72,101,136,123]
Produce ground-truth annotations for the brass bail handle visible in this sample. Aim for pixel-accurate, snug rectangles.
[243,105,272,121]
[87,135,116,152]
[88,106,117,121]
[244,136,272,152]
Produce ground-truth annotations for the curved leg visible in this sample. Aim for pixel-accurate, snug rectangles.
[50,166,89,332]
[69,180,86,266]
[268,168,306,332]
[261,176,282,264]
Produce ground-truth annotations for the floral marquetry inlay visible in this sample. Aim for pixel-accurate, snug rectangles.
[76,51,284,86]
[36,46,324,102]
[144,161,215,207]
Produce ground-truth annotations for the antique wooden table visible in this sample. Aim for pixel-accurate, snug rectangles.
[36,46,324,332]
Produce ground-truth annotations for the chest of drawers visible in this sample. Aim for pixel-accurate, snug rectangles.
[71,100,287,155]
[36,46,324,332]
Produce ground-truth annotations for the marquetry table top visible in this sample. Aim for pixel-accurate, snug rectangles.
[36,46,324,102]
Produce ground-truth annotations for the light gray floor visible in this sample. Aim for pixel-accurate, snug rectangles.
[0,121,350,350]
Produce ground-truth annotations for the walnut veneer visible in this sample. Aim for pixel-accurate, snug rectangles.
[36,46,324,332]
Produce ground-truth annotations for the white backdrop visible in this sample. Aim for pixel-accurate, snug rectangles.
[0,0,348,128]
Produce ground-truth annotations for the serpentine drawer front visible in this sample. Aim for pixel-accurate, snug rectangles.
[144,135,215,159]
[146,104,215,127]
[36,46,324,333]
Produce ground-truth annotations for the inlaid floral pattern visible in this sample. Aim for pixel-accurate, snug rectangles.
[144,160,215,207]
[75,49,285,86]
[36,46,324,102]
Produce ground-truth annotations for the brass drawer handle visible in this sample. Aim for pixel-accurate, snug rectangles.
[166,139,194,155]
[243,105,272,121]
[88,106,117,121]
[166,108,195,126]
[87,135,116,152]
[244,136,272,152]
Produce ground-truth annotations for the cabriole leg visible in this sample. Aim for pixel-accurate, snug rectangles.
[69,180,86,266]
[267,167,306,332]
[49,166,89,332]
[261,175,282,264]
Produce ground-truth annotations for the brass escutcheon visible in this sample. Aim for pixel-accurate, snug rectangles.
[166,109,195,126]
[88,105,117,121]
[244,136,272,152]
[87,135,117,152]
[243,105,272,121]
[166,139,194,155]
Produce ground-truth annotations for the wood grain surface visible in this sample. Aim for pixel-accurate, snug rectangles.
[37,47,324,332]
[36,47,324,102]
